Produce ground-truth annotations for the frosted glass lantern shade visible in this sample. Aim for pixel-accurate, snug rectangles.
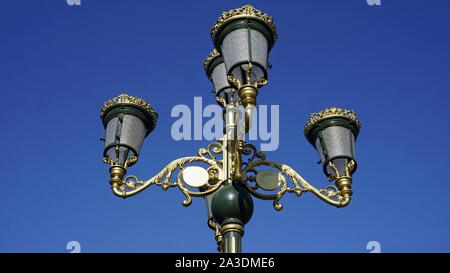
[211,62,232,94]
[314,126,356,164]
[221,28,268,83]
[100,94,158,166]
[314,126,356,176]
[305,109,361,177]
[211,10,277,84]
[204,49,232,95]
[104,114,147,164]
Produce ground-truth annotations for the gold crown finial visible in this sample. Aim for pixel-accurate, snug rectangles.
[210,4,277,43]
[304,107,361,136]
[100,93,158,121]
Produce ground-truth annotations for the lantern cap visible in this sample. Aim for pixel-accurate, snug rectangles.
[304,107,361,139]
[100,93,158,133]
[210,4,278,46]
[203,48,222,79]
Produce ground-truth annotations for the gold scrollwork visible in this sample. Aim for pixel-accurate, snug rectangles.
[198,141,224,163]
[215,96,226,107]
[103,154,137,169]
[241,144,354,210]
[227,75,268,91]
[111,154,225,207]
[240,142,266,167]
[327,160,355,181]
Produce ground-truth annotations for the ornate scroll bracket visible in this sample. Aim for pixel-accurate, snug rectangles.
[110,142,225,207]
[240,143,354,211]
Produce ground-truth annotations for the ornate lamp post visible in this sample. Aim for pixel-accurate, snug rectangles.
[100,5,361,253]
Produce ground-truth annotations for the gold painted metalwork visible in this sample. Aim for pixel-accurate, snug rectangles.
[227,63,268,109]
[210,4,278,43]
[304,107,361,136]
[100,93,158,124]
[103,145,138,169]
[215,96,226,107]
[109,165,126,189]
[109,142,225,207]
[208,219,223,253]
[226,64,268,133]
[220,223,244,236]
[240,143,355,210]
[198,141,224,163]
[207,166,220,185]
[328,160,355,201]
[105,137,356,249]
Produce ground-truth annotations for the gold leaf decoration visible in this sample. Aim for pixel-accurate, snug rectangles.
[210,4,278,43]
[304,107,361,136]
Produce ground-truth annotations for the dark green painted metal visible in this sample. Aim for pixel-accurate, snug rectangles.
[211,183,254,225]
[318,130,328,161]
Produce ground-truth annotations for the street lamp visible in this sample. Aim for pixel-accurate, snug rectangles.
[100,94,158,189]
[100,5,361,253]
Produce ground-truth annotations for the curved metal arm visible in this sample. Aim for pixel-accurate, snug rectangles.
[110,155,225,207]
[241,159,354,211]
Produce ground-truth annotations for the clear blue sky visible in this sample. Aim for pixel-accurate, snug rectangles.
[1,0,450,253]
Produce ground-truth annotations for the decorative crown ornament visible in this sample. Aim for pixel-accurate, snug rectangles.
[100,93,157,120]
[210,4,278,43]
[304,107,361,136]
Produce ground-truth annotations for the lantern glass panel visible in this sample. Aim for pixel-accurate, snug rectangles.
[211,62,232,94]
[314,126,356,164]
[104,114,147,164]
[221,28,268,83]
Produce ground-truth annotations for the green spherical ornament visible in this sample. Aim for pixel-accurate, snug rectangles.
[211,183,254,225]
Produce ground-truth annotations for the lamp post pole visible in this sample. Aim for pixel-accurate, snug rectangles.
[99,5,362,253]
[210,104,254,253]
